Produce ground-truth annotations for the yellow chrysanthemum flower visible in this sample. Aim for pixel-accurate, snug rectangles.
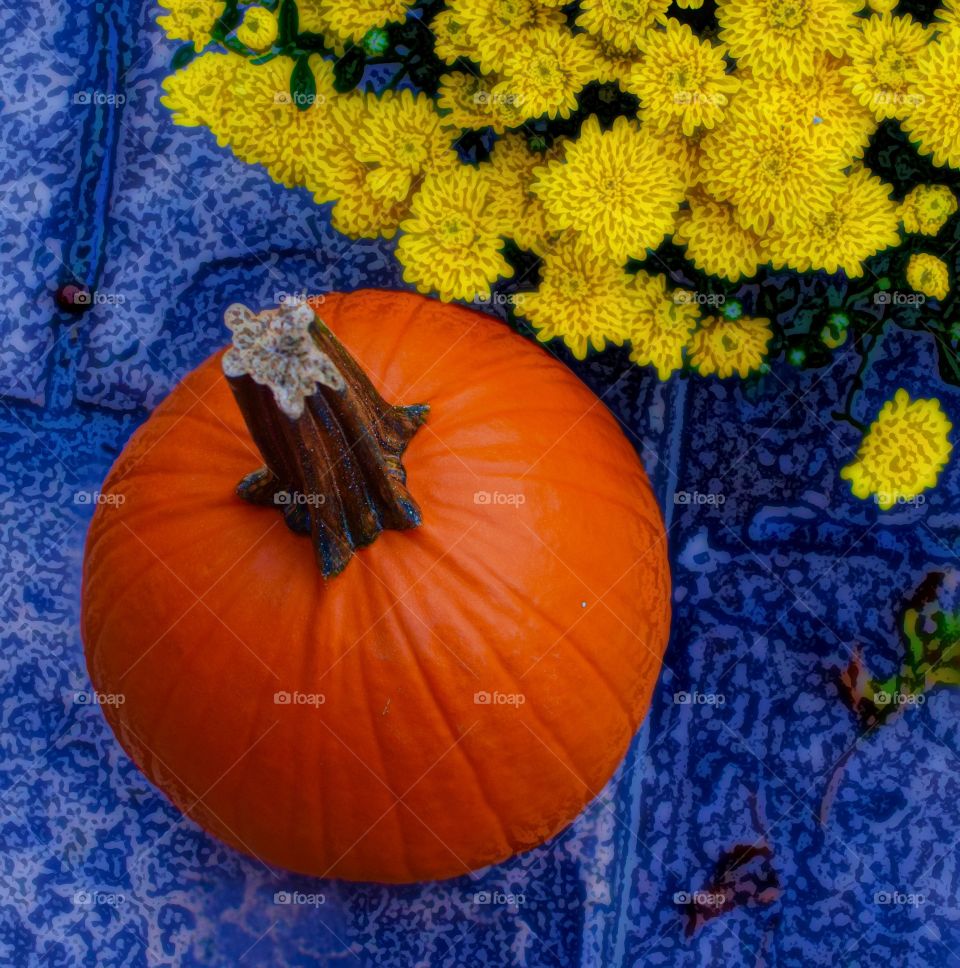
[313,0,413,44]
[161,50,242,133]
[902,33,960,168]
[577,0,671,55]
[236,6,278,50]
[210,56,339,188]
[674,193,767,281]
[677,0,704,7]
[157,0,225,47]
[699,104,846,234]
[689,316,772,378]
[480,134,565,253]
[729,59,876,167]
[532,116,685,262]
[626,20,739,135]
[842,14,932,121]
[310,96,412,239]
[515,237,636,359]
[898,185,959,235]
[445,0,566,73]
[869,0,898,11]
[397,167,513,302]
[626,271,700,379]
[352,89,458,203]
[495,29,595,121]
[716,0,861,82]
[841,390,952,509]
[906,253,951,300]
[765,170,900,277]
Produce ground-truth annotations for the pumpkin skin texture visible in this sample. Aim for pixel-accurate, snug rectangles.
[81,289,671,883]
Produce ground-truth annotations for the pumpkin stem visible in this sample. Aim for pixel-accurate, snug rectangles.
[222,301,428,577]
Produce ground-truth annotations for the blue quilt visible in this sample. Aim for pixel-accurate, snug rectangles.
[2,1,959,965]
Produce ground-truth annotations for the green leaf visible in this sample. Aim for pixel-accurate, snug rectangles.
[334,47,366,93]
[290,55,316,111]
[170,42,197,72]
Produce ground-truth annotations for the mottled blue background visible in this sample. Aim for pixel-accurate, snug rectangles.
[3,0,960,965]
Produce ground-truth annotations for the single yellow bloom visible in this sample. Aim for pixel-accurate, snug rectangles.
[906,253,950,300]
[765,169,900,277]
[577,0,671,55]
[868,0,898,11]
[157,0,225,47]
[937,0,960,33]
[699,103,846,234]
[717,0,861,82]
[902,33,960,168]
[842,13,932,121]
[676,0,704,6]
[532,115,686,262]
[689,316,772,378]
[729,58,877,168]
[515,236,636,359]
[898,185,959,235]
[313,0,413,44]
[352,89,458,203]
[674,193,767,282]
[495,29,596,121]
[397,167,513,302]
[236,7,278,50]
[841,390,952,509]
[626,19,739,136]
[626,271,700,379]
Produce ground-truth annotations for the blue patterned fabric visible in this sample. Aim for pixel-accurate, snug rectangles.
[2,2,960,966]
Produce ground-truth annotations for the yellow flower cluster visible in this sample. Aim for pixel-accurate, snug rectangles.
[158,0,960,385]
[842,390,952,509]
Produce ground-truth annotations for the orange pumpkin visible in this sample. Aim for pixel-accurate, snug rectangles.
[81,289,670,883]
